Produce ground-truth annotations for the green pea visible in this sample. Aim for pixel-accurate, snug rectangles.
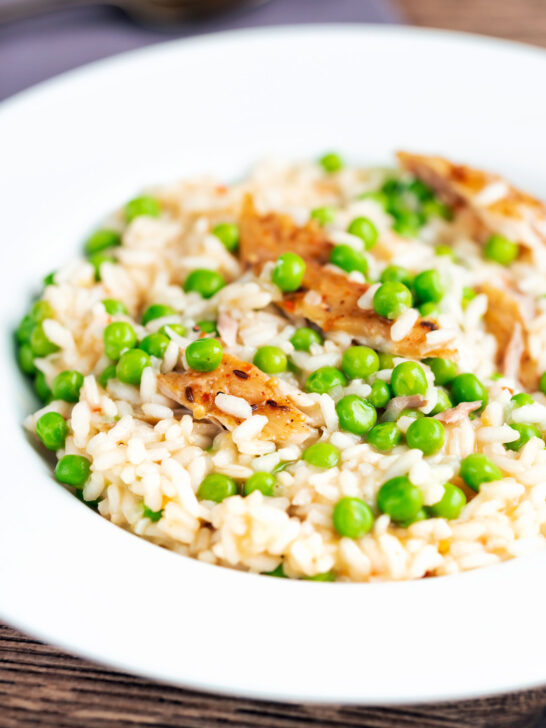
[290,327,322,351]
[330,245,368,275]
[406,417,445,455]
[450,373,488,409]
[141,303,177,325]
[302,442,340,468]
[408,178,433,201]
[160,323,187,338]
[390,362,427,396]
[305,366,347,394]
[336,395,377,435]
[305,571,336,582]
[310,206,336,226]
[51,370,84,403]
[428,483,467,520]
[378,352,394,370]
[272,460,294,474]
[184,269,226,299]
[30,323,59,358]
[198,473,237,502]
[379,175,405,194]
[263,563,287,578]
[382,178,408,195]
[88,251,116,281]
[341,346,379,380]
[143,504,163,522]
[484,234,519,266]
[460,453,502,492]
[34,371,51,403]
[347,216,378,250]
[212,222,239,252]
[18,343,36,375]
[196,320,217,335]
[319,152,344,173]
[253,346,287,375]
[462,287,477,310]
[419,302,439,317]
[103,298,128,316]
[423,199,452,221]
[413,269,445,304]
[511,393,534,408]
[539,371,546,395]
[505,423,542,451]
[36,412,68,450]
[84,229,121,255]
[185,338,223,372]
[359,189,389,208]
[116,349,151,385]
[424,357,458,386]
[55,454,91,488]
[373,281,413,320]
[397,408,424,421]
[244,472,276,496]
[380,265,413,288]
[103,321,137,360]
[98,364,117,389]
[377,475,423,523]
[78,495,101,516]
[368,380,391,408]
[43,271,56,287]
[16,315,35,344]
[272,252,306,292]
[392,210,422,238]
[367,422,402,451]
[80,492,102,509]
[125,195,161,222]
[434,244,456,260]
[398,508,428,528]
[30,300,54,323]
[430,387,453,415]
[139,333,170,359]
[332,497,374,538]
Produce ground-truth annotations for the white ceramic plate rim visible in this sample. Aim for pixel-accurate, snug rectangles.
[1,25,546,705]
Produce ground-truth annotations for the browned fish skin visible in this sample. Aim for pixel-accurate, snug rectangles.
[239,195,332,270]
[478,283,538,389]
[239,197,457,360]
[157,353,314,446]
[397,151,546,247]
[279,263,456,358]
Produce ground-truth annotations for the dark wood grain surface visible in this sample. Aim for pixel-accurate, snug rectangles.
[3,1,546,725]
[2,620,546,728]
[397,0,546,47]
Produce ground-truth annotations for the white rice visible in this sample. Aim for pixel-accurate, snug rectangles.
[390,308,419,342]
[215,393,253,420]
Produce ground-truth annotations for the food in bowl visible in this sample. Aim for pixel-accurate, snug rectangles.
[17,151,546,581]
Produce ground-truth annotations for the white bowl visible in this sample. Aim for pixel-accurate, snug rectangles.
[1,25,546,705]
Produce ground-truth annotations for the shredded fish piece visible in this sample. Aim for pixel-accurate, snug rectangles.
[239,198,457,360]
[434,401,482,424]
[383,395,427,421]
[397,150,546,252]
[479,283,538,389]
[157,353,314,446]
[217,312,238,347]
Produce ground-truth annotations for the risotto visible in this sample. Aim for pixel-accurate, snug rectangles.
[16,151,546,581]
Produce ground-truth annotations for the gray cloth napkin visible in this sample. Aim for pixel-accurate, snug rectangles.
[0,0,399,101]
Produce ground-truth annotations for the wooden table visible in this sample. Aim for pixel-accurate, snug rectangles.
[398,0,546,47]
[3,1,546,725]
